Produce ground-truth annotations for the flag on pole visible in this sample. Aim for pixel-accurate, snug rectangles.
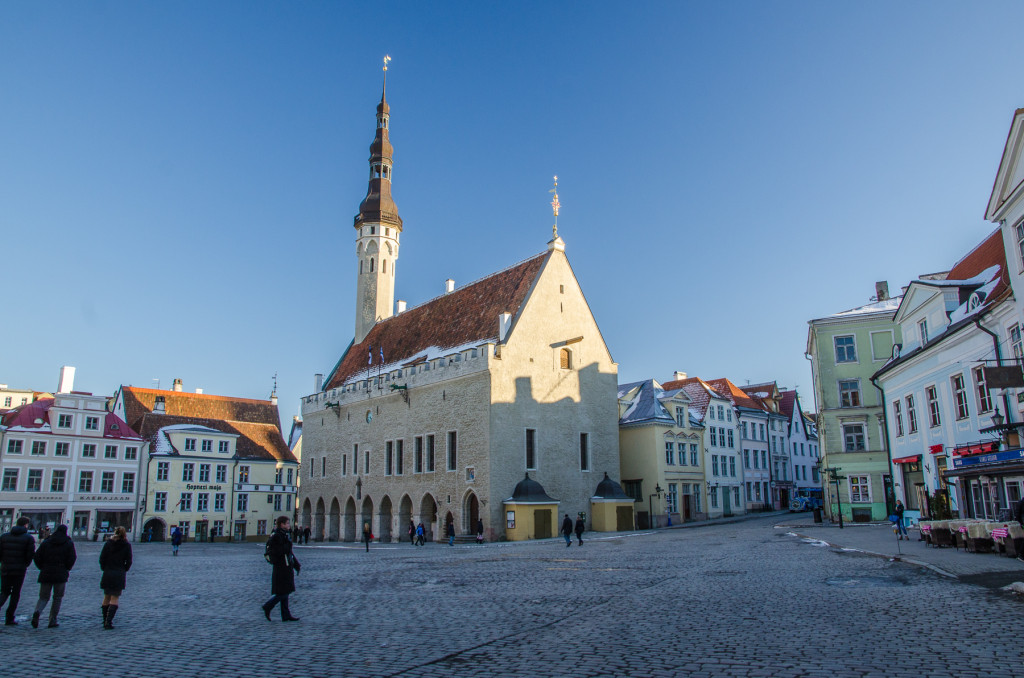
[368,346,373,365]
[380,346,385,365]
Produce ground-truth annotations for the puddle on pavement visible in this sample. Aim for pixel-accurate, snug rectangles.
[825,576,910,588]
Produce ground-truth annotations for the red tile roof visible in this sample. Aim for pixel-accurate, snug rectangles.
[779,390,797,419]
[119,387,294,463]
[704,378,764,411]
[324,251,549,390]
[945,228,1010,304]
[1,398,142,440]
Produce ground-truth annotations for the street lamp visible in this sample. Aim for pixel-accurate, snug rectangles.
[814,463,846,529]
[648,484,664,530]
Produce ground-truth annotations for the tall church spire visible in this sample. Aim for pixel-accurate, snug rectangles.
[354,56,402,345]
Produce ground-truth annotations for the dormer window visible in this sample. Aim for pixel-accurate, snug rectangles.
[676,407,686,428]
[918,319,929,344]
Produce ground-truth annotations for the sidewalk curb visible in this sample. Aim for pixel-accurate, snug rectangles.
[784,528,959,579]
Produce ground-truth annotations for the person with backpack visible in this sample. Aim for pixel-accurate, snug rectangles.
[262,516,300,622]
[415,523,425,546]
[31,524,76,628]
[0,516,36,625]
[561,514,573,547]
[170,526,183,556]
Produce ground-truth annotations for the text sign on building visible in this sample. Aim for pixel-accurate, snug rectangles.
[951,448,1024,469]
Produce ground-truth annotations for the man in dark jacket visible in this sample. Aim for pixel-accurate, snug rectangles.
[0,516,36,625]
[31,524,76,628]
[561,514,573,548]
[262,516,300,622]
[574,515,585,546]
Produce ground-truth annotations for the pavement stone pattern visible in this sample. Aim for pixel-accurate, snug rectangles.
[2,515,1021,677]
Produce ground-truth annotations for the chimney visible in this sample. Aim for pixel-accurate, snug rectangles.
[270,393,278,406]
[57,366,76,394]
[173,378,183,392]
[672,371,687,382]
[444,279,455,294]
[195,388,203,395]
[396,300,407,314]
[154,395,166,413]
[314,374,324,392]
[499,312,512,342]
[875,281,889,301]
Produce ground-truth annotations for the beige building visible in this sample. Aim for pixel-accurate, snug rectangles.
[618,379,707,528]
[112,382,298,542]
[299,80,621,542]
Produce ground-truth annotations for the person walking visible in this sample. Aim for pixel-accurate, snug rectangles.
[144,527,153,543]
[31,524,76,628]
[303,526,311,545]
[476,519,484,545]
[894,500,909,540]
[574,515,585,546]
[362,522,372,552]
[99,526,132,630]
[0,516,36,625]
[408,521,416,547]
[415,523,425,546]
[561,514,573,548]
[445,517,455,546]
[262,516,301,622]
[170,526,183,555]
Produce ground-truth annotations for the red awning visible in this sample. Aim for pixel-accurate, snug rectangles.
[952,442,999,457]
[893,455,920,464]
[929,444,944,455]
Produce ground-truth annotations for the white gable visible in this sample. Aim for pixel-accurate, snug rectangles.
[986,109,1024,221]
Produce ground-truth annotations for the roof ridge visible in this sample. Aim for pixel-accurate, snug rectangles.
[946,227,1003,275]
[125,387,273,406]
[377,250,548,321]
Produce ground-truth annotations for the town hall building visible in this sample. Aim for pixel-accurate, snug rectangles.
[298,71,622,542]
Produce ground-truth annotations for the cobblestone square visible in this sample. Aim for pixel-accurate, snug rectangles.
[4,516,1021,677]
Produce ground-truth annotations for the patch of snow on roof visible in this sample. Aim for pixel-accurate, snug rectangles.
[948,266,1002,324]
[341,340,493,387]
[828,297,902,319]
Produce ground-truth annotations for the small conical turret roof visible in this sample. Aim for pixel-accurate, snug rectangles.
[593,472,631,500]
[508,472,557,502]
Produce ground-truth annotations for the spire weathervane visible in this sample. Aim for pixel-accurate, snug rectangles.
[383,54,391,72]
[549,175,560,239]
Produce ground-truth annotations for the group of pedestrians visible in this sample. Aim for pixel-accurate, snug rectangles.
[0,517,132,631]
[407,521,427,546]
[291,525,311,544]
[561,514,585,547]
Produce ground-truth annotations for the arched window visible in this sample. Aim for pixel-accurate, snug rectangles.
[359,260,363,274]
[560,348,572,370]
[370,258,375,273]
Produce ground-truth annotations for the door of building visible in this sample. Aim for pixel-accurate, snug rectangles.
[534,510,551,539]
[72,512,90,539]
[233,521,247,542]
[723,489,732,516]
[616,506,634,531]
[195,520,209,543]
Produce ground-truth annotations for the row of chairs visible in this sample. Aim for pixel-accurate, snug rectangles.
[919,520,1024,556]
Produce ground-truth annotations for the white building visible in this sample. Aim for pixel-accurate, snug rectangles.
[0,368,146,538]
[780,388,821,500]
[873,230,1016,521]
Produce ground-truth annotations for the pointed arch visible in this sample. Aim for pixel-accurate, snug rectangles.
[314,497,326,542]
[399,494,413,541]
[328,497,341,541]
[378,495,393,543]
[344,496,357,542]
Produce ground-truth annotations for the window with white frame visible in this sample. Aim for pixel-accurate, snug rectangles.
[185,438,196,451]
[951,374,969,420]
[918,319,929,345]
[843,424,866,451]
[180,492,192,511]
[926,386,941,427]
[664,441,674,465]
[55,442,69,457]
[216,465,227,483]
[201,439,212,452]
[1016,221,1024,270]
[57,414,72,428]
[973,366,992,413]
[906,395,918,433]
[85,416,99,431]
[667,484,678,513]
[182,463,194,482]
[849,475,871,503]
[31,441,46,456]
[81,444,96,458]
[125,446,137,460]
[710,428,718,446]
[26,469,43,492]
[690,444,698,466]
[712,455,719,476]
[237,493,248,512]
[214,493,225,511]
[218,440,229,453]
[122,473,135,494]
[1012,324,1024,360]
[676,407,686,428]
[727,429,734,448]
[892,400,903,437]
[154,492,167,511]
[2,469,19,492]
[834,335,857,363]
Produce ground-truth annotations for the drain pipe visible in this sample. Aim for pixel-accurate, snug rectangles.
[974,317,1012,424]
[870,374,897,518]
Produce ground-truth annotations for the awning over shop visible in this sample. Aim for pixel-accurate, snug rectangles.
[893,455,920,464]
[952,441,999,456]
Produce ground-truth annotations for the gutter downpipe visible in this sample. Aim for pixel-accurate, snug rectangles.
[974,316,1012,425]
[869,374,896,517]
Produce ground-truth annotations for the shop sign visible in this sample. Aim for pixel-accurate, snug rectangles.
[185,484,223,491]
[952,448,1024,469]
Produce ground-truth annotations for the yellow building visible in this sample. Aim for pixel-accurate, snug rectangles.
[112,383,298,542]
[618,379,707,528]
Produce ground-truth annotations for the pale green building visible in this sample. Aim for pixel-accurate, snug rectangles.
[807,282,902,522]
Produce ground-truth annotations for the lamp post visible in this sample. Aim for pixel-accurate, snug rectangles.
[648,484,664,530]
[814,460,845,529]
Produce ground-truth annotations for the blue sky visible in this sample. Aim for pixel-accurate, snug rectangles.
[2,3,1022,426]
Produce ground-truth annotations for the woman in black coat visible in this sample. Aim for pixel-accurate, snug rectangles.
[31,524,76,628]
[261,516,300,622]
[99,526,132,630]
